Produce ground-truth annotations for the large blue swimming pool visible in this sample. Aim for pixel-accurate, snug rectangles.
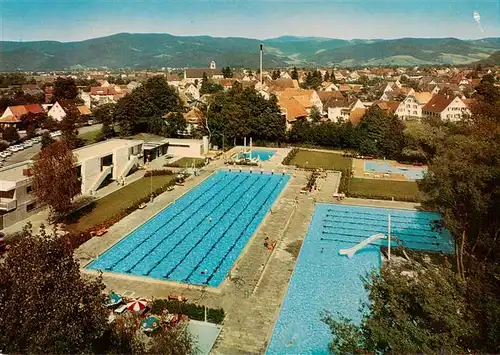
[87,170,290,287]
[236,149,275,161]
[365,161,426,180]
[266,204,453,354]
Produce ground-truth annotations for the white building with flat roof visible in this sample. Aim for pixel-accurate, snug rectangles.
[73,139,143,195]
[0,161,39,230]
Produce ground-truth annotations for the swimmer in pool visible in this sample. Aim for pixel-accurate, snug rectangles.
[209,217,212,223]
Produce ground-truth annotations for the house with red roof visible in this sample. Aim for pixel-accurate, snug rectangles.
[0,104,45,124]
[422,94,471,122]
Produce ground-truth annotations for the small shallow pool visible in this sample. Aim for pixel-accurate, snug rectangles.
[365,161,426,180]
[266,204,452,354]
[236,149,275,161]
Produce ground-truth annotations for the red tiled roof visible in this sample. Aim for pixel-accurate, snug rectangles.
[349,108,366,126]
[278,97,308,122]
[422,94,455,113]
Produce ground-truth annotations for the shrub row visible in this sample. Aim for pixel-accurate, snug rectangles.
[225,160,258,166]
[347,191,420,203]
[305,170,321,191]
[166,159,205,168]
[282,148,299,165]
[338,168,352,194]
[151,299,225,325]
[144,169,174,177]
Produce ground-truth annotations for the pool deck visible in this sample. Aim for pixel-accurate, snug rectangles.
[352,158,418,181]
[76,147,423,354]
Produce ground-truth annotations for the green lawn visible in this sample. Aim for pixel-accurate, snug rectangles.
[78,129,101,143]
[67,175,175,232]
[349,178,420,202]
[288,150,352,170]
[167,157,205,168]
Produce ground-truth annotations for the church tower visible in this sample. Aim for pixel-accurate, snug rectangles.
[210,60,216,69]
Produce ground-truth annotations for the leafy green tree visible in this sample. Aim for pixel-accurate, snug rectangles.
[2,125,19,142]
[53,77,78,102]
[309,106,322,123]
[324,70,330,82]
[0,224,108,354]
[291,67,299,80]
[301,70,323,89]
[200,72,223,95]
[114,76,182,136]
[323,260,471,354]
[60,107,84,149]
[271,70,281,80]
[221,66,233,78]
[40,131,55,149]
[164,112,188,138]
[247,69,253,77]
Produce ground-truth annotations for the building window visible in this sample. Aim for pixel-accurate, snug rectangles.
[27,202,36,212]
[26,186,32,194]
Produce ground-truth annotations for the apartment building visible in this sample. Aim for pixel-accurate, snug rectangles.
[0,162,39,229]
[73,139,144,195]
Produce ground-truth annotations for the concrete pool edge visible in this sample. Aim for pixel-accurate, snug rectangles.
[79,170,217,269]
[82,169,293,289]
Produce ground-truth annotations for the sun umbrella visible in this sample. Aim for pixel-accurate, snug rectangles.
[106,292,123,307]
[140,316,160,332]
[126,298,148,312]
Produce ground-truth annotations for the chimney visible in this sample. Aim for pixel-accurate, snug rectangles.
[260,44,263,84]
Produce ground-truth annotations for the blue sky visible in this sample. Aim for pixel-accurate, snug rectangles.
[1,0,499,41]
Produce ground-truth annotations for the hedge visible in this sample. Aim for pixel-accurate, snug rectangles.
[282,147,299,165]
[151,299,225,325]
[144,169,174,177]
[338,168,352,194]
[347,191,420,203]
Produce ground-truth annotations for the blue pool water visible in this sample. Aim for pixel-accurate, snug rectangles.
[236,149,275,161]
[365,161,426,180]
[87,170,290,287]
[266,204,453,354]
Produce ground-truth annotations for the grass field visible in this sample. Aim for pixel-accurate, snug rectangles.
[67,175,175,232]
[167,157,205,168]
[78,130,100,143]
[288,150,352,170]
[349,178,420,202]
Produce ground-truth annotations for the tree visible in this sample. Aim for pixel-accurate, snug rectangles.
[93,103,116,140]
[31,140,81,216]
[145,326,195,354]
[247,69,254,77]
[114,76,182,136]
[221,66,233,78]
[164,112,188,138]
[2,125,19,142]
[271,70,281,80]
[40,131,55,149]
[53,77,78,102]
[0,224,108,353]
[60,107,83,149]
[291,67,299,80]
[324,70,330,82]
[200,72,224,95]
[323,260,471,354]
[300,70,323,89]
[309,106,322,123]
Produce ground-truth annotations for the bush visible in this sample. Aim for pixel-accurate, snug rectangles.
[347,191,420,202]
[282,148,299,165]
[144,169,174,177]
[306,170,320,191]
[338,168,352,194]
[151,299,225,325]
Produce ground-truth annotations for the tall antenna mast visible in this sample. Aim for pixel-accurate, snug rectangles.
[259,44,263,84]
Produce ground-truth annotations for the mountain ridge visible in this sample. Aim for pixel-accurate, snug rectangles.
[1,33,498,71]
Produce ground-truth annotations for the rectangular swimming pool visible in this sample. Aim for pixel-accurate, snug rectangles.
[266,204,453,354]
[236,149,275,161]
[87,170,290,287]
[365,161,426,180]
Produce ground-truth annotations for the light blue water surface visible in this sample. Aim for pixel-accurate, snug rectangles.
[365,161,426,180]
[87,170,289,287]
[236,149,275,161]
[266,204,453,355]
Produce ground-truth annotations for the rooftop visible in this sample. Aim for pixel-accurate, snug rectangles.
[0,161,32,184]
[73,139,143,162]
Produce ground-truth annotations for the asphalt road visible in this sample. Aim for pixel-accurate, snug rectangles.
[1,124,103,168]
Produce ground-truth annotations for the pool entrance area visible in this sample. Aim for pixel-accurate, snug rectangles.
[236,149,276,161]
[87,170,289,287]
[365,161,426,180]
[266,204,453,354]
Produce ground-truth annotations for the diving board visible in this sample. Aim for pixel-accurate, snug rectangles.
[339,233,386,259]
